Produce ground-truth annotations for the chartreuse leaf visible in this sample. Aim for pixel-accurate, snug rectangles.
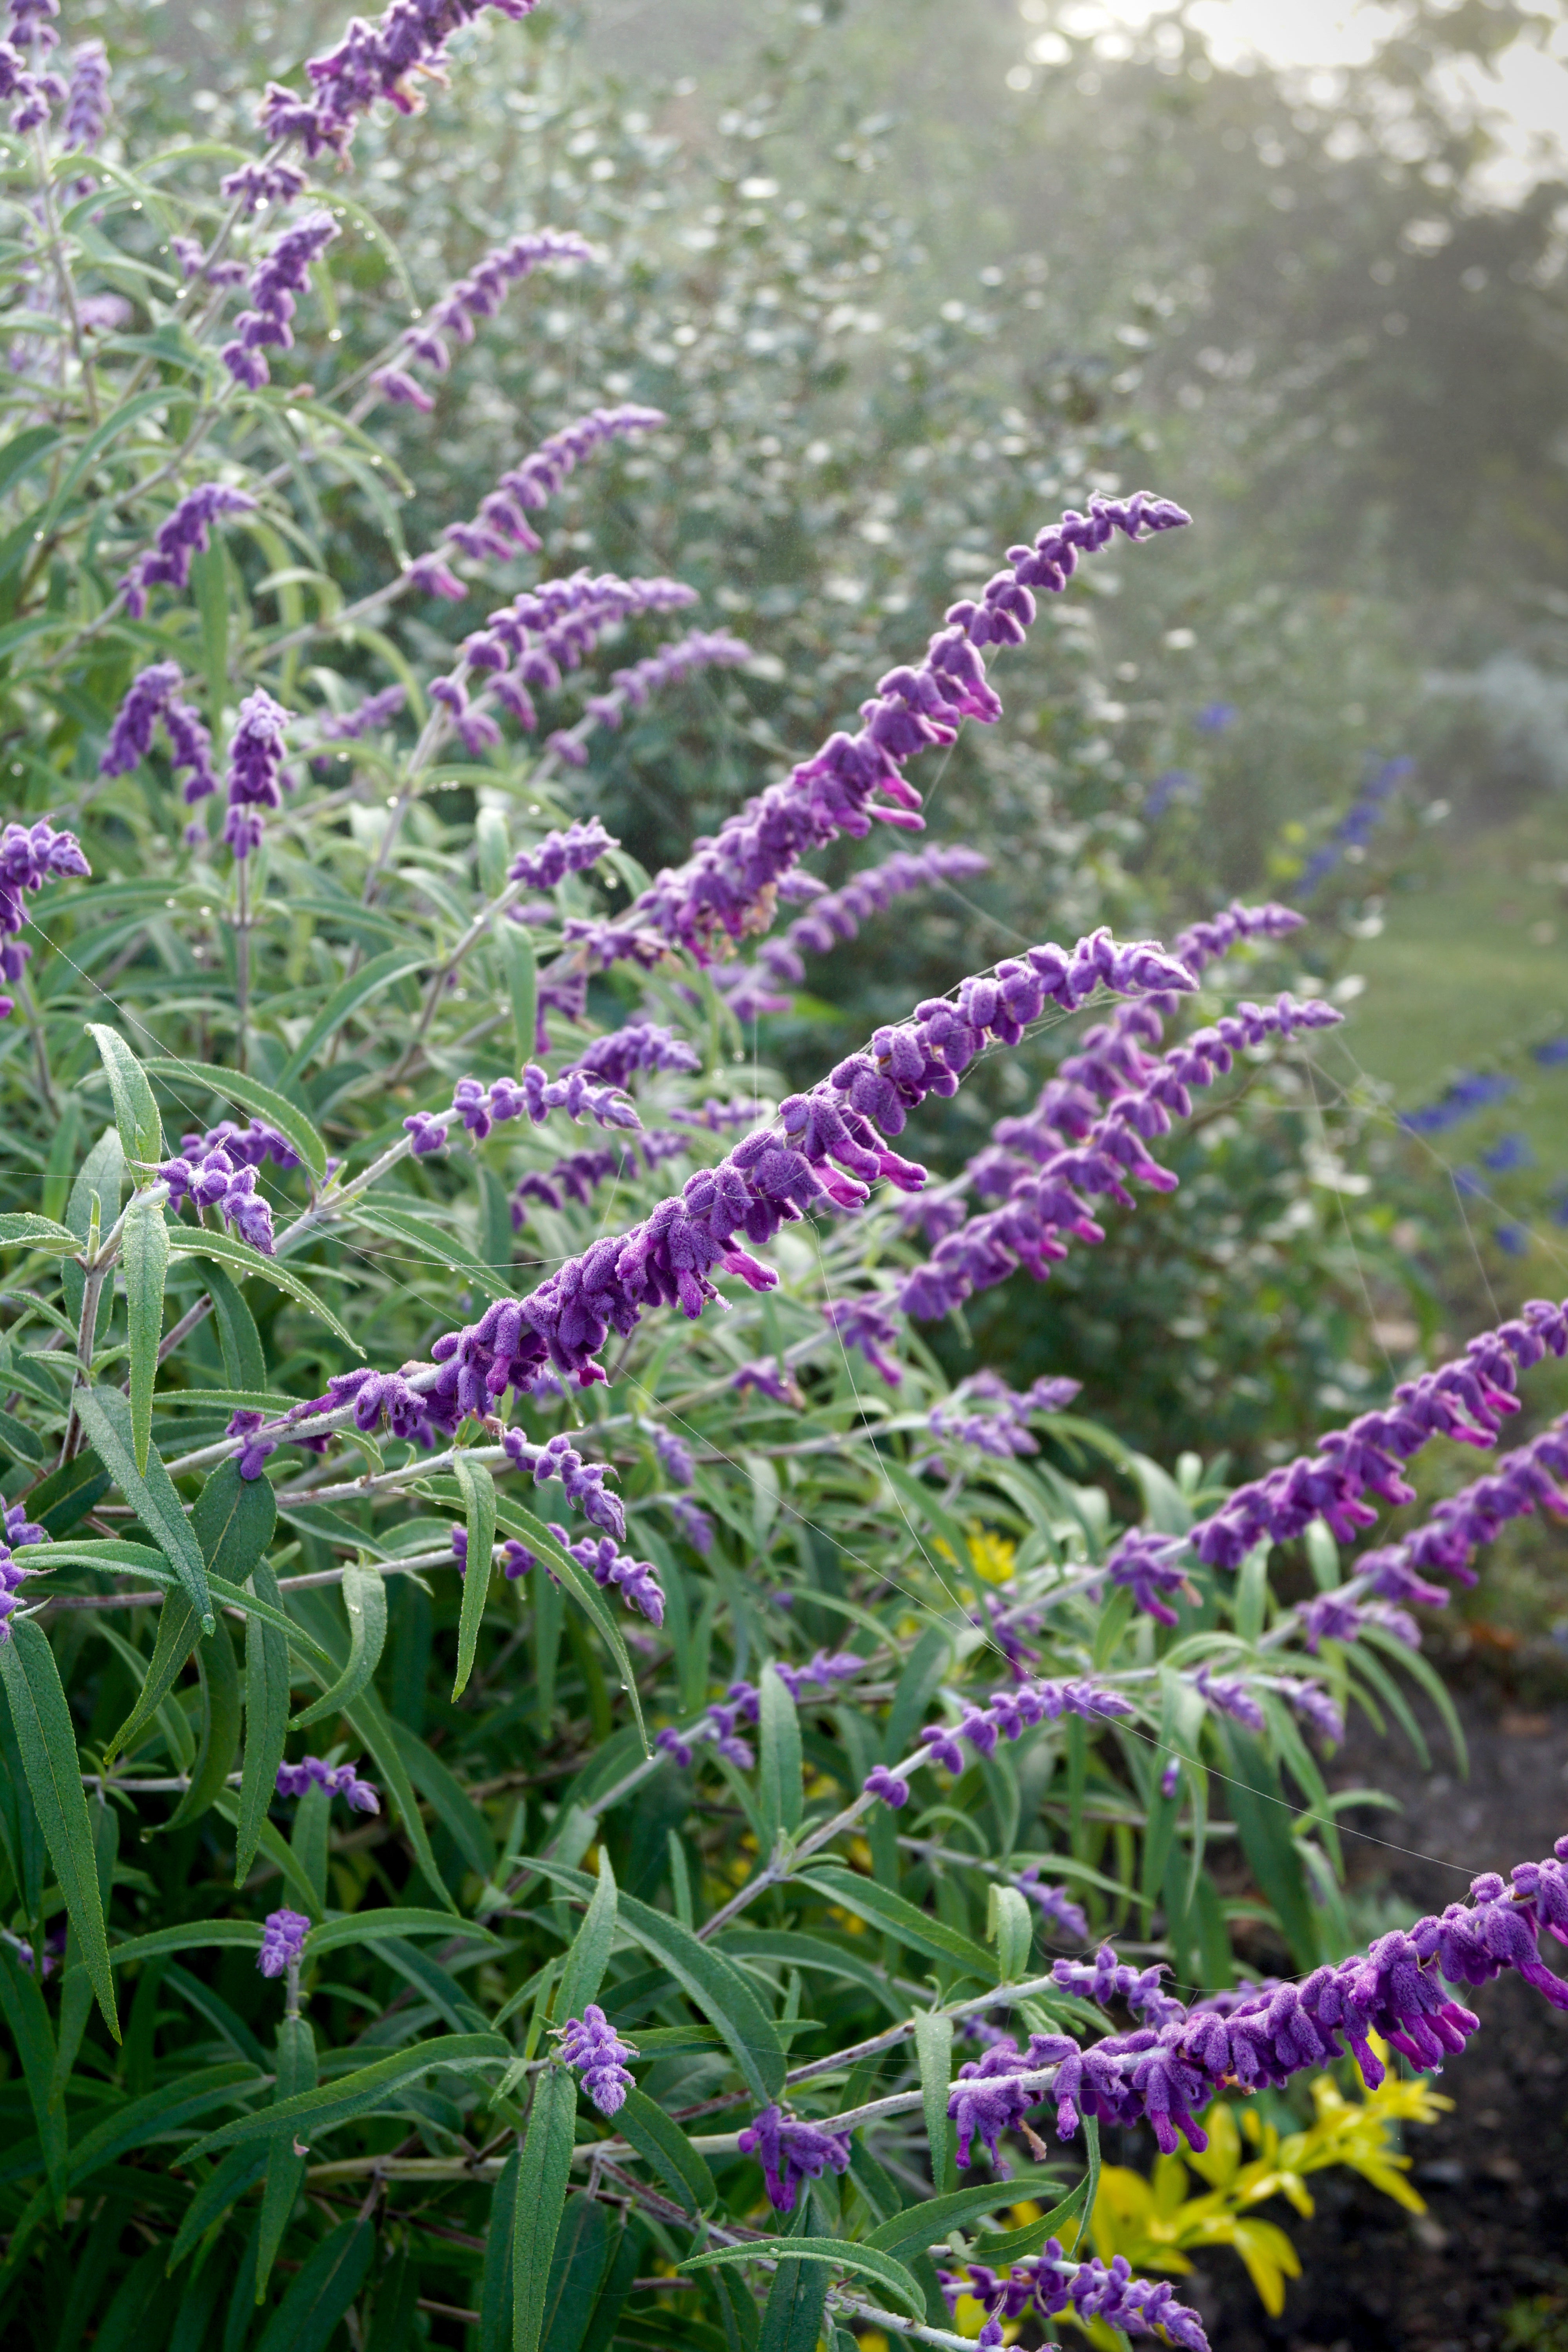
[86,1024,163,1168]
[685,2241,926,2326]
[0,1622,118,2039]
[166,1227,360,1352]
[139,1063,329,1176]
[757,1661,802,1854]
[556,1848,617,2020]
[73,1385,212,1632]
[185,2032,509,2160]
[0,1213,80,1254]
[0,1944,66,2218]
[615,2085,715,2215]
[452,1452,497,1700]
[121,1191,168,1473]
[513,2063,578,2352]
[292,1561,387,1730]
[256,2015,316,2303]
[255,2219,372,2352]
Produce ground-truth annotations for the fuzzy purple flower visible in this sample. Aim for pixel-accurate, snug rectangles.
[0,818,89,941]
[738,2103,853,2213]
[571,1022,701,1089]
[101,662,218,802]
[552,628,752,764]
[119,486,257,619]
[545,1521,664,1624]
[61,36,106,148]
[220,212,339,390]
[258,1907,310,1978]
[720,844,993,1018]
[648,1424,694,1487]
[220,688,292,859]
[557,2002,636,2116]
[276,1755,379,1813]
[1192,1663,1266,1731]
[508,816,617,891]
[1103,1529,1192,1628]
[1016,1864,1089,1942]
[500,1426,623,1539]
[443,404,664,566]
[823,1295,904,1385]
[159,1145,275,1254]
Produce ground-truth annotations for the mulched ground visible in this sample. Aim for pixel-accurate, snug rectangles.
[1170,1685,1568,2352]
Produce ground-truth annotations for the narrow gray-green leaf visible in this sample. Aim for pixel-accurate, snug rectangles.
[352,1203,510,1302]
[140,1058,328,1183]
[0,1213,80,1254]
[864,2172,1065,2258]
[758,1661,802,1853]
[502,923,537,1072]
[87,1023,163,1168]
[452,1453,497,1700]
[122,1192,168,1473]
[161,1616,241,1833]
[681,2241,926,2326]
[490,1496,646,1754]
[275,947,425,1086]
[255,2218,372,2352]
[74,1385,211,1630]
[615,2084,715,2216]
[513,2064,577,2352]
[802,1868,993,1979]
[166,1228,360,1352]
[0,1623,118,2039]
[913,2008,954,2194]
[0,1945,65,2217]
[238,1553,289,1891]
[101,1587,198,1768]
[184,2031,508,2161]
[555,1849,617,2020]
[291,1561,387,1730]
[305,1908,502,1959]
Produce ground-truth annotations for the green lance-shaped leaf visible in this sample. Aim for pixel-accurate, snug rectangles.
[275,946,426,1086]
[0,1944,66,2218]
[255,2014,317,2304]
[254,2218,372,2352]
[141,1058,329,1185]
[194,1456,277,1585]
[185,2031,509,2161]
[167,2143,272,2274]
[683,2241,927,2327]
[452,1451,497,1700]
[801,1867,993,1980]
[913,2007,955,2194]
[203,1255,267,1391]
[556,1847,617,2021]
[86,1023,163,1169]
[513,2063,578,2352]
[502,923,537,1072]
[236,1556,290,1887]
[537,2195,611,2352]
[479,2149,519,2352]
[615,2085,715,2216]
[166,1228,361,1352]
[864,2173,1067,2261]
[291,1561,387,1731]
[306,1909,503,1960]
[161,1615,241,1834]
[0,1622,118,2039]
[73,1385,212,1631]
[121,1191,169,1474]
[757,2260,828,2352]
[0,1213,81,1254]
[972,2171,1091,2265]
[988,1882,1034,1982]
[757,1661,802,1855]
[101,1588,198,1768]
[490,1496,646,1754]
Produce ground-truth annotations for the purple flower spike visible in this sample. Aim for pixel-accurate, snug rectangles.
[557,2002,637,2116]
[258,1907,310,1978]
[0,817,90,938]
[440,404,666,566]
[275,1755,379,1813]
[670,1495,714,1554]
[1015,1864,1089,1942]
[1104,1530,1192,1627]
[545,1522,664,1626]
[100,661,218,801]
[823,1295,904,1386]
[508,817,618,890]
[737,2104,853,2213]
[118,484,256,618]
[948,2032,1079,2166]
[220,213,339,391]
[222,688,292,860]
[864,1764,910,1808]
[1192,1664,1265,1731]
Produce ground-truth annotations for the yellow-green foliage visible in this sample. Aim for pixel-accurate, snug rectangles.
[1091,2044,1451,2316]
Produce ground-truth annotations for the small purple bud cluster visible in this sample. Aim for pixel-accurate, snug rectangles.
[411,928,1196,1395]
[0,818,89,1013]
[158,1146,275,1253]
[316,684,407,742]
[219,160,308,212]
[376,225,590,398]
[557,2003,636,2116]
[550,628,752,766]
[1014,1864,1089,1942]
[258,1907,310,1978]
[1103,1531,1193,1628]
[823,1294,904,1385]
[275,1755,379,1813]
[113,482,256,616]
[308,1365,457,1453]
[450,1525,536,1580]
[261,0,539,161]
[670,1497,714,1553]
[865,1677,1134,1809]
[1192,1662,1267,1730]
[223,688,292,859]
[926,1369,1082,1465]
[61,36,107,151]
[0,1503,45,1641]
[220,212,339,391]
[100,662,218,802]
[403,1064,639,1157]
[508,817,618,890]
[564,497,1189,970]
[901,991,1342,1323]
[944,2248,1209,2352]
[500,1426,624,1540]
[570,1022,701,1088]
[0,26,64,135]
[544,1521,663,1624]
[655,1654,865,1771]
[648,1424,695,1487]
[511,1132,684,1225]
[179,1118,300,1174]
[446,571,699,749]
[1400,1068,1515,1138]
[441,403,664,561]
[670,1096,761,1133]
[737,2103,853,2214]
[1192,1297,1568,1566]
[1353,1409,1568,1604]
[718,844,993,1020]
[731,1357,800,1406]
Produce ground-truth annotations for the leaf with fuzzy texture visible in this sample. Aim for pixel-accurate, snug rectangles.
[0,1624,118,2040]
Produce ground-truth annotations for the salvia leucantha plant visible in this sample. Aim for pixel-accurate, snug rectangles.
[0,5,1563,2348]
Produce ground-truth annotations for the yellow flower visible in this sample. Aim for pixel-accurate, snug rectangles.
[967,1523,1016,1584]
